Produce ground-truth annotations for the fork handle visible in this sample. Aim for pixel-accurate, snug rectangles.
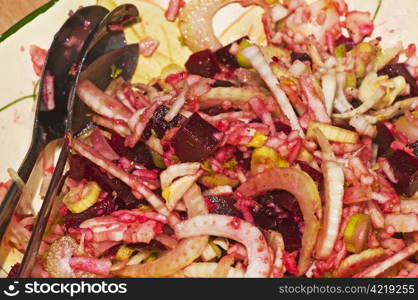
[0,141,43,244]
[18,143,69,277]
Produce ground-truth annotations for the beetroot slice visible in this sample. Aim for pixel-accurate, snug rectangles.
[185,49,221,78]
[7,263,20,278]
[290,52,313,64]
[142,105,185,140]
[69,155,139,210]
[253,190,302,252]
[387,150,418,197]
[297,161,324,190]
[374,122,395,157]
[205,194,242,218]
[274,121,292,135]
[210,80,234,88]
[108,134,155,169]
[201,106,237,116]
[378,63,418,97]
[213,36,248,68]
[64,197,116,229]
[173,112,222,162]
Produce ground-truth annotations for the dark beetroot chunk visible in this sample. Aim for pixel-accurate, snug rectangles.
[127,239,166,251]
[142,105,185,140]
[374,122,395,157]
[64,197,116,229]
[387,150,418,197]
[213,36,248,68]
[210,80,234,88]
[205,194,242,218]
[185,49,221,78]
[378,63,418,96]
[173,113,222,162]
[253,190,302,252]
[297,161,324,190]
[69,155,139,210]
[201,106,237,116]
[108,134,155,169]
[101,243,121,258]
[7,263,20,278]
[235,150,251,172]
[274,121,292,135]
[290,52,312,64]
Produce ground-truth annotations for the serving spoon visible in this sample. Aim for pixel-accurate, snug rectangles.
[0,5,110,245]
[17,4,140,278]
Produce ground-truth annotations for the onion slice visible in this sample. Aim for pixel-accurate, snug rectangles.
[334,72,353,113]
[92,115,131,138]
[125,102,159,148]
[267,230,285,276]
[321,71,337,116]
[307,121,358,144]
[364,97,418,124]
[313,128,344,259]
[112,184,209,277]
[241,45,304,137]
[394,114,418,142]
[113,236,208,277]
[334,88,385,119]
[237,167,321,276]
[165,88,188,122]
[178,0,236,52]
[174,214,272,278]
[198,87,263,109]
[160,162,201,189]
[164,171,203,211]
[214,254,235,277]
[353,242,418,278]
[349,114,377,137]
[76,80,133,122]
[90,128,120,161]
[300,72,331,123]
[69,256,111,277]
[384,214,418,232]
[400,199,418,214]
[333,248,388,277]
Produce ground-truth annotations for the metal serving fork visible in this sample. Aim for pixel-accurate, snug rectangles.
[18,4,140,277]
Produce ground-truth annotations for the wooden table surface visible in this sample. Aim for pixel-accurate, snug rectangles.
[0,0,49,34]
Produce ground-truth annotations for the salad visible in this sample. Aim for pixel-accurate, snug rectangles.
[3,0,418,278]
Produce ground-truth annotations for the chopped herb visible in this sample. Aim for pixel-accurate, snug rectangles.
[33,79,40,98]
[0,94,35,113]
[223,158,238,169]
[111,64,123,79]
[372,0,383,22]
[151,151,166,169]
[334,44,347,58]
[201,160,213,173]
[178,35,186,47]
